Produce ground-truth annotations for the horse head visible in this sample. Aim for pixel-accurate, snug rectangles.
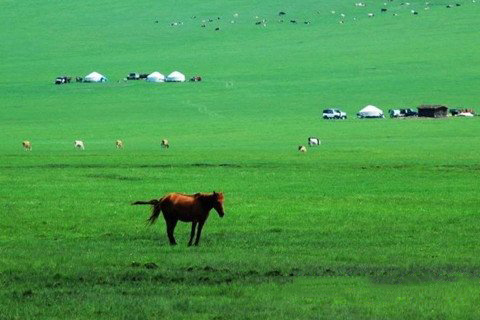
[212,191,225,218]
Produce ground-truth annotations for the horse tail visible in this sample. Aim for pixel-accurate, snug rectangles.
[132,200,159,206]
[132,199,163,225]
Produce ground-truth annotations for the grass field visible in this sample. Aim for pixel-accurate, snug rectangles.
[1,0,480,319]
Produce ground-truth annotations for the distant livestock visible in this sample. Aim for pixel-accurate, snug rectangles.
[368,13,375,17]
[308,137,321,147]
[116,140,124,149]
[161,139,170,149]
[298,145,307,153]
[381,8,388,12]
[22,140,32,151]
[189,76,202,82]
[74,140,85,150]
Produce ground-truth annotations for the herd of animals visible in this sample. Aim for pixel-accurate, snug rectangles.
[21,139,170,151]
[21,137,320,153]
[19,135,318,245]
[162,0,475,30]
[15,2,476,249]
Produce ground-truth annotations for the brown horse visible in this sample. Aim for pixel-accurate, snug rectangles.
[132,192,225,246]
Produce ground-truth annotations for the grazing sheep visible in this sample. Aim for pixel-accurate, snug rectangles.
[116,140,124,149]
[22,140,32,151]
[368,13,375,17]
[298,145,307,153]
[161,139,170,149]
[74,140,85,150]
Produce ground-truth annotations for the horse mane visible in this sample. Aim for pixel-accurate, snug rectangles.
[169,192,222,205]
[173,192,213,199]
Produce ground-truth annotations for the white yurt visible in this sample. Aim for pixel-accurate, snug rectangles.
[146,71,165,82]
[84,71,107,83]
[357,105,384,118]
[165,71,186,82]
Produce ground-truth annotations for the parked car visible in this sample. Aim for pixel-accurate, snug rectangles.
[458,112,474,117]
[323,108,347,119]
[450,108,475,117]
[449,109,460,116]
[389,108,417,118]
[54,76,71,85]
[126,73,140,80]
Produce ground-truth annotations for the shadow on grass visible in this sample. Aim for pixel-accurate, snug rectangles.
[2,264,479,289]
[0,163,245,170]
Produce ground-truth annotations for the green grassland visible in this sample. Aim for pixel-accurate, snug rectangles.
[1,0,480,318]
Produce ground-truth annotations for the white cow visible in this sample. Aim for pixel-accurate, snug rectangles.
[161,139,169,149]
[298,145,307,153]
[308,137,321,147]
[74,140,85,150]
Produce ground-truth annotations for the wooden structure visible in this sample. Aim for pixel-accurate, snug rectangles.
[417,105,448,118]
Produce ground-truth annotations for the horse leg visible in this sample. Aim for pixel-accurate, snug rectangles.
[188,222,197,246]
[166,218,178,245]
[194,221,205,246]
